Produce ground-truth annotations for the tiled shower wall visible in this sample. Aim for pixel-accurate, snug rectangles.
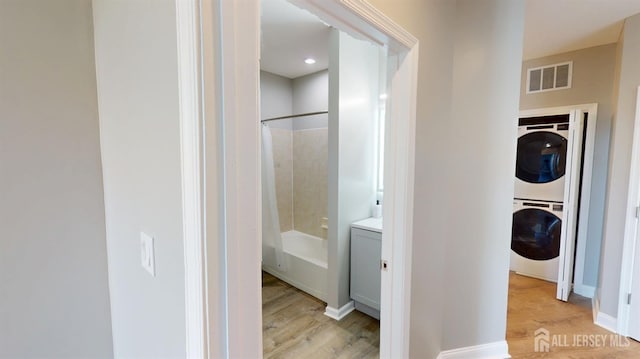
[293,128,328,239]
[271,128,293,232]
[271,126,328,239]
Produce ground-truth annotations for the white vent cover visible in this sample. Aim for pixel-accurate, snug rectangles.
[526,61,572,94]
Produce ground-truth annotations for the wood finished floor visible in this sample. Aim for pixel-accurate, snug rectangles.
[262,272,380,359]
[507,272,640,358]
[263,271,640,358]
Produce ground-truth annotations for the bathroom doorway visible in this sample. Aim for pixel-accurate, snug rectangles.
[175,0,420,356]
[259,1,387,356]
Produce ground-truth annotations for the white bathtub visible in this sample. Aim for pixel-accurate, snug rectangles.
[262,230,328,302]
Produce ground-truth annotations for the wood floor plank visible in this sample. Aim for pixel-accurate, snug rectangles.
[262,272,380,359]
[264,271,639,358]
[507,272,640,358]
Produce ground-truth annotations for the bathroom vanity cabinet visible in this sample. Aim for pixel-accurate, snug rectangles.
[350,217,382,319]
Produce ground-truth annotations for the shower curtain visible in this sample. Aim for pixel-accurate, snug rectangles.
[261,123,287,271]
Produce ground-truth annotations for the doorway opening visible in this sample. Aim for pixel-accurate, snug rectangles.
[259,0,389,356]
[176,0,420,357]
[506,104,602,355]
[507,104,600,352]
[509,105,598,299]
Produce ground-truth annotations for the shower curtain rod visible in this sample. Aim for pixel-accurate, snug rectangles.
[261,111,328,123]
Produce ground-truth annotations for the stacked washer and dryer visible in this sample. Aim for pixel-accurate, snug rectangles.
[511,114,570,282]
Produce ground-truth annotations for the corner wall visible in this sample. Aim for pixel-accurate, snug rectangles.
[327,30,379,310]
[366,0,455,355]
[261,71,293,123]
[367,0,525,356]
[92,0,186,356]
[599,13,640,318]
[0,0,113,357]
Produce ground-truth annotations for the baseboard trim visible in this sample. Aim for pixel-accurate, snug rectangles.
[595,311,618,333]
[574,284,596,298]
[595,312,618,333]
[436,340,510,359]
[324,301,355,321]
[593,295,617,333]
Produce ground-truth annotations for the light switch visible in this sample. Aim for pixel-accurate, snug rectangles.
[140,232,155,277]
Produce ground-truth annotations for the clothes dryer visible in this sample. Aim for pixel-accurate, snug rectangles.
[514,114,569,202]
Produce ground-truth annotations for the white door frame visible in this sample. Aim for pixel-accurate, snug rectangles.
[519,103,598,299]
[176,0,230,357]
[175,0,419,358]
[617,87,640,336]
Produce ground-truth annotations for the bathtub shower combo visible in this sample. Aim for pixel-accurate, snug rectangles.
[261,116,329,302]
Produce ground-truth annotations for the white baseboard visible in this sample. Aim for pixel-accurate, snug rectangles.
[437,340,510,359]
[593,296,618,333]
[595,311,618,333]
[595,312,617,333]
[574,284,596,298]
[324,301,355,321]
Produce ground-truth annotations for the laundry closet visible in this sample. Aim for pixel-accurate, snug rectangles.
[510,105,596,301]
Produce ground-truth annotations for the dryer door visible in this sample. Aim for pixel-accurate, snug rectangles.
[516,131,568,184]
[512,207,561,261]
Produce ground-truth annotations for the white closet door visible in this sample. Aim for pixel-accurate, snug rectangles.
[556,110,584,301]
[629,88,640,341]
[629,238,640,340]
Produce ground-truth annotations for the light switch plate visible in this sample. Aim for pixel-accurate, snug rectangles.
[140,232,155,277]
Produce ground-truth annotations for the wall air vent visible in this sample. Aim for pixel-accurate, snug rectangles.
[526,61,572,94]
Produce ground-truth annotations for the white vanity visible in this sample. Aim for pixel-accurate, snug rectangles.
[350,217,382,319]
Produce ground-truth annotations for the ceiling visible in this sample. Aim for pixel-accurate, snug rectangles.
[260,0,330,79]
[260,0,640,78]
[524,0,640,60]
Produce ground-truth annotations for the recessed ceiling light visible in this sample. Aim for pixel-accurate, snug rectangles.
[304,58,316,65]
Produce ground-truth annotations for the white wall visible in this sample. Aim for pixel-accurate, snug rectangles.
[260,70,293,128]
[443,0,524,349]
[367,0,524,355]
[599,13,640,318]
[292,70,329,130]
[327,30,379,310]
[0,0,113,357]
[92,0,186,356]
[260,69,329,130]
[293,70,329,113]
[520,44,618,289]
[366,0,455,355]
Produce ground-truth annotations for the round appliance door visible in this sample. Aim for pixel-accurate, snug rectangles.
[516,131,567,184]
[512,208,561,260]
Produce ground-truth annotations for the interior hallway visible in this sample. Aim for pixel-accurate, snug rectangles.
[262,272,379,358]
[507,272,640,358]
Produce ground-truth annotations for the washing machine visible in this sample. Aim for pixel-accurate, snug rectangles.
[514,114,569,202]
[511,198,563,282]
